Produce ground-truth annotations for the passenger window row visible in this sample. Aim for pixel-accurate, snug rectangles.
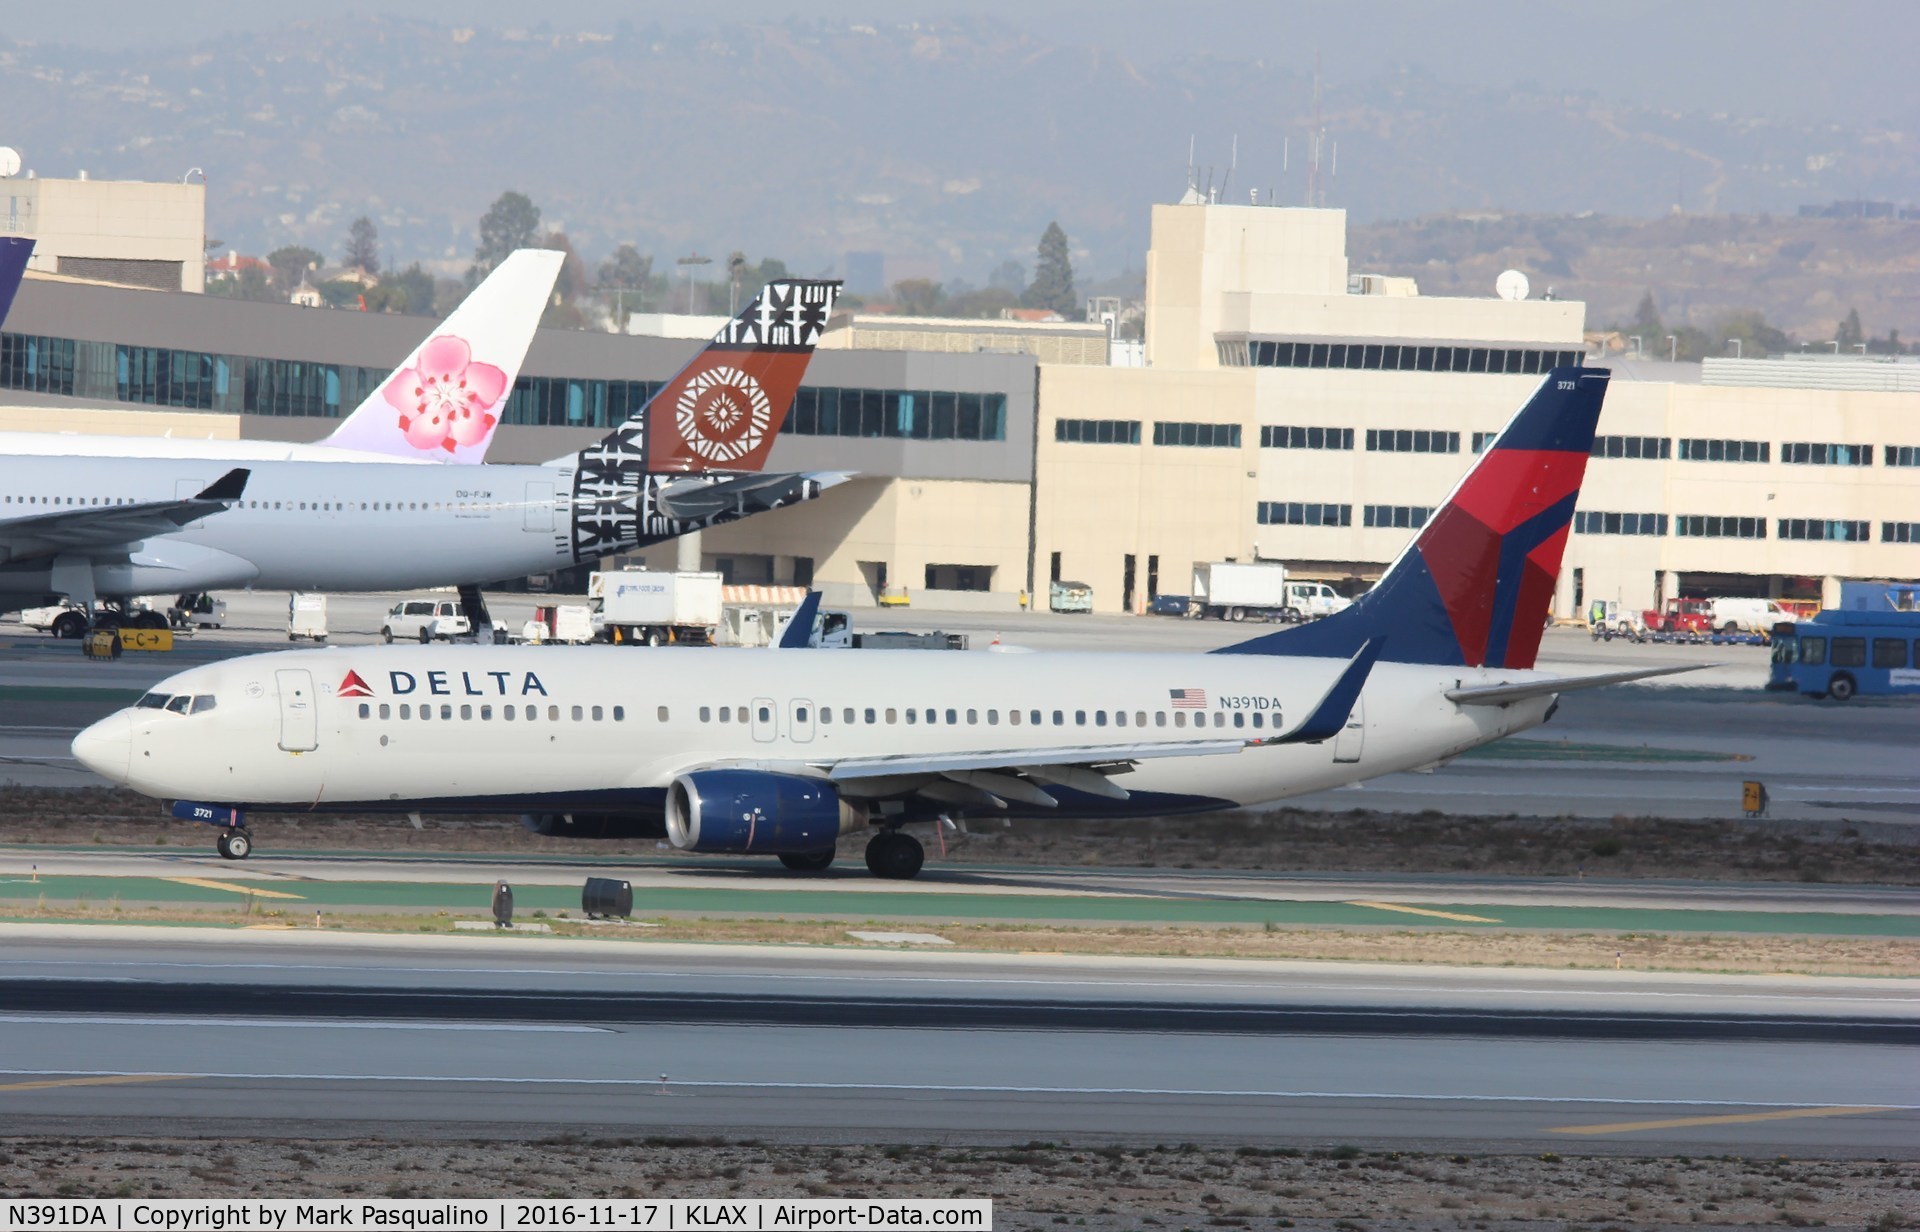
[692,705,1285,731]
[357,702,627,722]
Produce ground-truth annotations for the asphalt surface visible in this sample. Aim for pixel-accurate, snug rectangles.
[0,930,1914,1154]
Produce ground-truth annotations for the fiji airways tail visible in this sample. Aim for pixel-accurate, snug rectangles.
[549,279,843,473]
[318,248,565,464]
[1222,366,1611,670]
[0,237,33,328]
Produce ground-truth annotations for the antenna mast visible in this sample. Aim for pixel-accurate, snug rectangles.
[1307,52,1324,207]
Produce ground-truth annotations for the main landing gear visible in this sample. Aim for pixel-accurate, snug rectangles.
[778,849,836,872]
[214,828,254,860]
[864,829,925,880]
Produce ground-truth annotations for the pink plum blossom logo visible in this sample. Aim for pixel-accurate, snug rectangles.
[381,335,509,453]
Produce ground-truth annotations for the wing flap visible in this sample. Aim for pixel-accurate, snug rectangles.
[824,739,1249,784]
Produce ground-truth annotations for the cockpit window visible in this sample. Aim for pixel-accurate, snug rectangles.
[164,696,192,714]
[136,693,170,709]
[190,695,217,714]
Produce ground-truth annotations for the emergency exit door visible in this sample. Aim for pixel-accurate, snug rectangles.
[276,669,318,752]
[524,481,555,532]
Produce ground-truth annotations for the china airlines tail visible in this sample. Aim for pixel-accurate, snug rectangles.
[1223,367,1610,670]
[318,248,565,464]
[0,236,33,328]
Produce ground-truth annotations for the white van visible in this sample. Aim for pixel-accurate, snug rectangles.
[382,598,469,643]
[1706,597,1786,633]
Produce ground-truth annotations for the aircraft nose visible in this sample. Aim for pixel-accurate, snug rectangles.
[71,712,133,783]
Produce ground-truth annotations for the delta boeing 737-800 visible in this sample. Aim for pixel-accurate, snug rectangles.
[75,367,1699,866]
[0,279,843,631]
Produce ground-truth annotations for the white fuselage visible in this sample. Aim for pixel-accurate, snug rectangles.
[0,454,579,597]
[0,432,438,465]
[76,645,1554,817]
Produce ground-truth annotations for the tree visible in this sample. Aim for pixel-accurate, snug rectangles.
[1836,307,1864,350]
[944,286,1019,319]
[987,258,1026,296]
[597,244,653,294]
[891,278,945,316]
[536,231,591,328]
[206,266,277,303]
[383,263,436,315]
[469,191,542,282]
[343,216,380,276]
[266,245,323,292]
[597,243,653,329]
[1630,289,1664,337]
[1718,309,1792,358]
[1022,221,1075,315]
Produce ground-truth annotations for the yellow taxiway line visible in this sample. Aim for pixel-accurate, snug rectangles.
[163,877,305,900]
[1548,1106,1894,1135]
[1346,900,1502,923]
[0,1074,189,1093]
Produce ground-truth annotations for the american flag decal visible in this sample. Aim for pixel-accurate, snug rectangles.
[1169,688,1207,709]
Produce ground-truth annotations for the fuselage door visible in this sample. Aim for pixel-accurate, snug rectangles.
[275,668,318,752]
[524,482,555,532]
[789,698,815,744]
[750,697,777,743]
[1332,694,1364,764]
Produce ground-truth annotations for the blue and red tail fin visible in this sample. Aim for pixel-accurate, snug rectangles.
[1219,366,1610,669]
[0,237,35,329]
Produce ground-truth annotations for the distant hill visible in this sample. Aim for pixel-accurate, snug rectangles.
[0,15,1915,287]
[1349,212,1920,344]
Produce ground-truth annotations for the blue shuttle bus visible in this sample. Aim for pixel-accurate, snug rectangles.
[1768,582,1920,701]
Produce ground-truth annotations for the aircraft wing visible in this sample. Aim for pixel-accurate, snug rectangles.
[1444,663,1710,706]
[800,643,1382,808]
[0,469,249,562]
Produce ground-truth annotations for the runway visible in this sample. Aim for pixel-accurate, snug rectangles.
[0,930,1914,1155]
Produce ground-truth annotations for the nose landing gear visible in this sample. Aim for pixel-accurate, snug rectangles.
[214,828,254,860]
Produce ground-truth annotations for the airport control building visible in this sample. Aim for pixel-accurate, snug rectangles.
[3,183,1917,615]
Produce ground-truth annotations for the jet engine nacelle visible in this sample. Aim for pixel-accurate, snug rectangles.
[95,543,261,596]
[665,770,868,855]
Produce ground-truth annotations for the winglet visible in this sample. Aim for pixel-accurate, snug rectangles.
[193,468,250,503]
[1266,638,1382,745]
[776,591,823,650]
[0,236,34,328]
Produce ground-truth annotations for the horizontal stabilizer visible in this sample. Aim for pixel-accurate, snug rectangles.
[654,471,848,521]
[1445,663,1711,706]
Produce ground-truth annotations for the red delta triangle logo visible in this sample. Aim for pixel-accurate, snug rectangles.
[338,670,374,699]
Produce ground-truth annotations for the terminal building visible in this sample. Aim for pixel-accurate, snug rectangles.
[1,182,1915,615]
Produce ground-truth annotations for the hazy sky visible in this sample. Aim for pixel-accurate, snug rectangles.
[9,0,1916,128]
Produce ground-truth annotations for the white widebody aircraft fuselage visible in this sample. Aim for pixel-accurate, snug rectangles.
[0,279,842,606]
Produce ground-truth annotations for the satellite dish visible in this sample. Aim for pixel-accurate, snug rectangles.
[1495,269,1530,301]
[0,148,20,179]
